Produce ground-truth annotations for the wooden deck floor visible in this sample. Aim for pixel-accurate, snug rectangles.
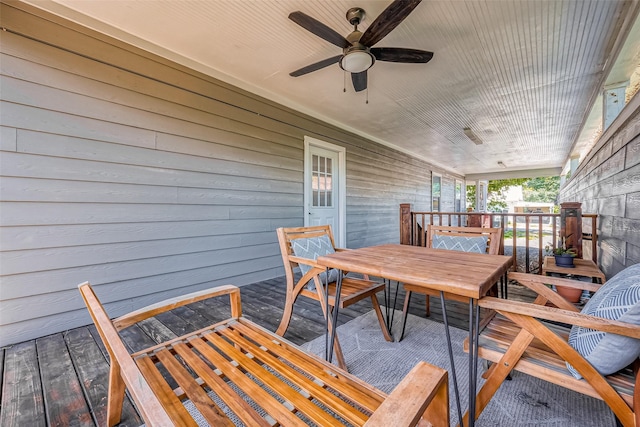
[0,276,536,426]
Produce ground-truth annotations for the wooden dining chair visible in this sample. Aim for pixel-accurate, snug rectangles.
[401,225,503,327]
[276,225,393,370]
[462,270,640,427]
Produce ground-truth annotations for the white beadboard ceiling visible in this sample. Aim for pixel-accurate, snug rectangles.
[24,0,640,176]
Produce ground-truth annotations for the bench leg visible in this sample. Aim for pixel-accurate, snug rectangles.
[106,360,126,427]
[421,370,450,427]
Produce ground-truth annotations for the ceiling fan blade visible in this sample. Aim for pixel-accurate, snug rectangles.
[371,47,433,63]
[351,71,367,92]
[290,55,342,77]
[289,11,351,48]
[359,0,422,47]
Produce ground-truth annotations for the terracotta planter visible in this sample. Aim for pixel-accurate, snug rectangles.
[555,285,582,303]
[554,254,575,268]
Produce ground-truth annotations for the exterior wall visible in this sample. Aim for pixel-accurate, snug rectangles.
[0,3,460,346]
[559,94,640,277]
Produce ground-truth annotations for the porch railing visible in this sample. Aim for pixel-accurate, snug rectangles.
[399,204,598,274]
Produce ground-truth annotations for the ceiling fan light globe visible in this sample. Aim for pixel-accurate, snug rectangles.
[340,51,374,73]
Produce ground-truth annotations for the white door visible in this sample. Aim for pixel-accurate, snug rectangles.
[304,137,346,246]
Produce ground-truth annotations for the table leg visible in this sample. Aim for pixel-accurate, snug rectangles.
[399,290,412,341]
[327,269,343,364]
[467,299,480,427]
[387,280,400,332]
[380,279,400,337]
[383,278,390,329]
[324,267,330,361]
[440,292,463,427]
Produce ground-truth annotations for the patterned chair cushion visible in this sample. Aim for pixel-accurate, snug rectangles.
[567,263,640,379]
[290,234,339,290]
[432,234,488,254]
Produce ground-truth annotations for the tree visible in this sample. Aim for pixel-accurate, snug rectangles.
[467,176,560,211]
[467,178,528,211]
[522,176,560,203]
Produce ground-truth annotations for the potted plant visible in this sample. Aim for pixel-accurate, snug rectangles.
[546,235,577,268]
[545,237,581,302]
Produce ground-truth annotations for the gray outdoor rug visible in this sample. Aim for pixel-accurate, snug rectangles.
[303,310,616,427]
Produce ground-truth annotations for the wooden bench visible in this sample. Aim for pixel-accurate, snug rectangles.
[462,272,639,427]
[79,282,450,426]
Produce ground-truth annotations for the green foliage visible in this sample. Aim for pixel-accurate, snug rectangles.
[467,176,560,210]
[522,176,560,203]
[488,178,529,192]
[545,234,577,256]
[466,178,528,210]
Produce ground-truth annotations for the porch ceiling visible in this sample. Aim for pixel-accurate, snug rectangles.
[24,0,640,176]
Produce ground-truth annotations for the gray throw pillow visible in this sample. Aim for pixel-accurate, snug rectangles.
[567,263,640,379]
[290,234,339,290]
[432,234,488,254]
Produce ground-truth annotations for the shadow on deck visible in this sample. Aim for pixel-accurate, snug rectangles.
[0,276,537,426]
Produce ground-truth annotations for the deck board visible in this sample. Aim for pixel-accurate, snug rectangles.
[0,275,535,426]
[64,326,143,427]
[36,334,94,427]
[1,341,46,427]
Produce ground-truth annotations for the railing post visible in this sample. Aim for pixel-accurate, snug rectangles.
[560,202,583,258]
[400,203,413,245]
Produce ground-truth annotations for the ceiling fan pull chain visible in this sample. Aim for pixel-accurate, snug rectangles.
[366,85,369,104]
[343,71,347,93]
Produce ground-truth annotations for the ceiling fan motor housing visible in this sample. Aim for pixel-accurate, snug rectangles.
[346,7,366,26]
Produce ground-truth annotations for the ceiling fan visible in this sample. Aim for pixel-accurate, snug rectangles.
[288,0,433,92]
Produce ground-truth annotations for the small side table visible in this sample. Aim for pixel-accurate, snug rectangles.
[542,256,606,284]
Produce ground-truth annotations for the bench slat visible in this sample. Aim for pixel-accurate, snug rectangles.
[154,348,234,426]
[172,341,271,427]
[233,319,385,410]
[216,325,370,425]
[135,355,199,426]
[188,334,310,426]
[202,328,349,426]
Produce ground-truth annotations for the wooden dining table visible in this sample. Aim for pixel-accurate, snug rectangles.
[317,244,513,427]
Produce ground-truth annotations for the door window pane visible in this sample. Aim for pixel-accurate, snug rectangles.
[312,154,333,207]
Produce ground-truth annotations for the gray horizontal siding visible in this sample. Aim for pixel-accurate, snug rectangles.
[559,95,640,277]
[0,3,461,346]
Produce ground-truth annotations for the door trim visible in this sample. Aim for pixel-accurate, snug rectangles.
[304,136,346,247]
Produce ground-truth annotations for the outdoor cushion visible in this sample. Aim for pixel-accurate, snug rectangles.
[290,234,339,290]
[567,262,640,379]
[432,234,488,254]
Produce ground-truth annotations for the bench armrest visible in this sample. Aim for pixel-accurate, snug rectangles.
[510,271,603,292]
[508,272,603,312]
[365,361,449,427]
[113,284,241,330]
[78,282,174,425]
[479,296,640,339]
